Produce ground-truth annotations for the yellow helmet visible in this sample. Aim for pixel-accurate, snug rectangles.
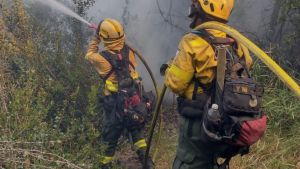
[97,18,125,43]
[191,0,234,22]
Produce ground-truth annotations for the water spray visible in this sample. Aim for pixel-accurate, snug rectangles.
[34,0,165,166]
[34,0,97,29]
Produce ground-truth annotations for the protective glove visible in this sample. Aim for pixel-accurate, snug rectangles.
[88,23,98,30]
[133,77,143,96]
[89,22,102,40]
[160,63,169,76]
[134,77,142,85]
[88,23,100,40]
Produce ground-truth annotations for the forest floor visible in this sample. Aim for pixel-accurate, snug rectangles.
[113,104,300,169]
[114,107,179,169]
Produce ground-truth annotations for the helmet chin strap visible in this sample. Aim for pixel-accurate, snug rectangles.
[188,3,205,29]
[189,14,200,29]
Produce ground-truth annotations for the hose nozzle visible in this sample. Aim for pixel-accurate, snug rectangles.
[88,23,98,30]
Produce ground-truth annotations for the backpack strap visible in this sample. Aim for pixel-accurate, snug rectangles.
[123,44,136,70]
[190,29,237,100]
[191,30,216,53]
[191,29,235,46]
[111,44,135,70]
[100,44,134,82]
[100,50,115,82]
[190,30,222,100]
[193,30,250,79]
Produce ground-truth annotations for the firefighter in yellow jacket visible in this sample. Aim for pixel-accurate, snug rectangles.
[163,0,253,168]
[86,18,154,169]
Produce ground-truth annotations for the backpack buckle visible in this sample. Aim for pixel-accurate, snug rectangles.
[249,94,258,107]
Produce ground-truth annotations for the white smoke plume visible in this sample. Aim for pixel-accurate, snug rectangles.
[24,0,275,92]
[87,0,274,89]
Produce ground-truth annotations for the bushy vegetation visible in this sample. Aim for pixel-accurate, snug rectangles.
[230,62,300,169]
[154,63,300,169]
[269,0,300,72]
[0,0,299,169]
[154,0,300,167]
[0,0,105,168]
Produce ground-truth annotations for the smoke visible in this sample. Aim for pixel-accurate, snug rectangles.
[87,0,274,90]
[24,0,275,92]
[230,0,274,38]
[33,0,91,26]
[88,0,188,89]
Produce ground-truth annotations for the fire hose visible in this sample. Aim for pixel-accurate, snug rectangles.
[89,24,164,166]
[126,44,164,164]
[144,21,300,168]
[194,22,300,99]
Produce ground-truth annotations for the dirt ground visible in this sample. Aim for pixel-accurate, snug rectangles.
[115,145,143,169]
[114,107,179,169]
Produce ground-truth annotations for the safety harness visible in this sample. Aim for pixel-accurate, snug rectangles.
[101,45,136,92]
[100,45,153,129]
[190,29,235,100]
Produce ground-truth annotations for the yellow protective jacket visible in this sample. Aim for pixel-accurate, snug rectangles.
[165,29,253,100]
[86,37,139,95]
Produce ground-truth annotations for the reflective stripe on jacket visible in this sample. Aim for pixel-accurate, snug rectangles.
[165,29,253,100]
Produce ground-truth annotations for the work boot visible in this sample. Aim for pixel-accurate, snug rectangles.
[136,149,155,169]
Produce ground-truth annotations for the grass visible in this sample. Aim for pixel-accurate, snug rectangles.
[154,77,300,169]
